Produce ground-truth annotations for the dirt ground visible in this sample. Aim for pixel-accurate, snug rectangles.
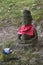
[0,21,43,54]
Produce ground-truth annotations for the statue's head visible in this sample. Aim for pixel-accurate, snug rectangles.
[23,10,33,25]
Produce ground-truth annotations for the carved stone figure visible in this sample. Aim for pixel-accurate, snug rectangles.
[17,10,38,50]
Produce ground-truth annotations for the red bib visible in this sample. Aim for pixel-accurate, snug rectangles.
[17,25,34,36]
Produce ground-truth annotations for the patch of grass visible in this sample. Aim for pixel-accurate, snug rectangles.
[0,0,35,20]
[0,0,43,26]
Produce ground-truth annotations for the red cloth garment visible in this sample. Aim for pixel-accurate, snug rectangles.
[17,25,34,36]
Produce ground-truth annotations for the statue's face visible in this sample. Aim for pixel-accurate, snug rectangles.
[23,15,31,26]
[22,10,32,26]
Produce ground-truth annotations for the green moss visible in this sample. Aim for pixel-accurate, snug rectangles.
[0,54,3,61]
